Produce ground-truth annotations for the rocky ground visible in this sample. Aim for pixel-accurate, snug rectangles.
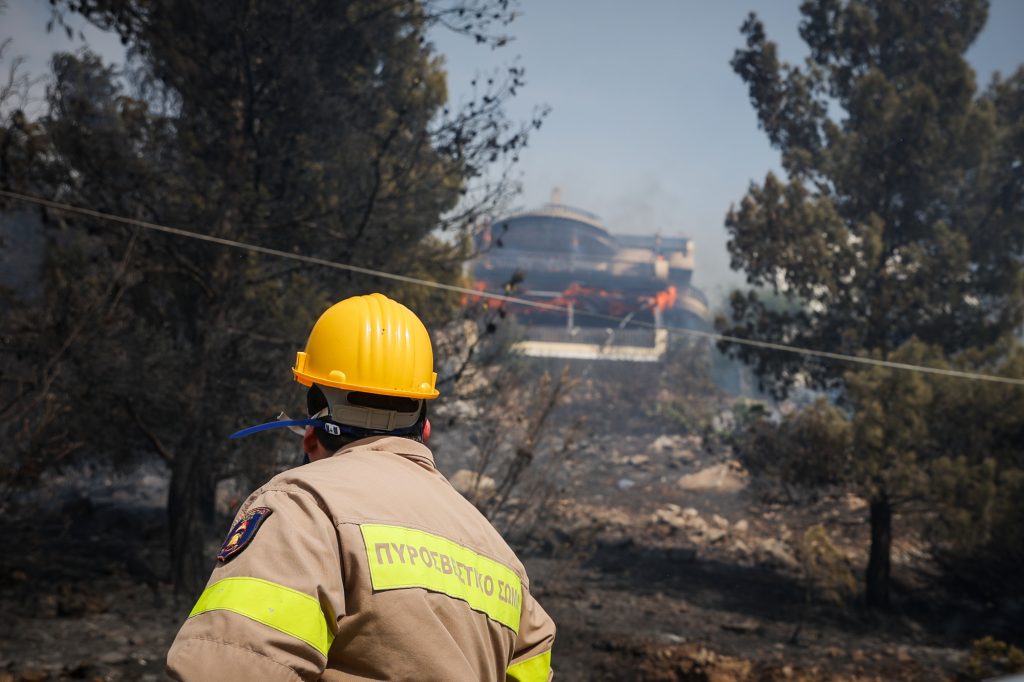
[431,381,1016,682]
[0,372,1017,681]
[0,468,177,681]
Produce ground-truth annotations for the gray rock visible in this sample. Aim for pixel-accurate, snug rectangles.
[96,651,130,665]
[720,617,765,635]
[672,449,698,463]
[754,538,799,571]
[705,528,727,543]
[686,516,710,537]
[649,434,684,453]
[676,463,748,493]
[730,539,751,556]
[449,469,496,500]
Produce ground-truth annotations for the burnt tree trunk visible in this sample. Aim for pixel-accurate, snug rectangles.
[865,496,892,609]
[168,435,218,599]
[167,297,230,599]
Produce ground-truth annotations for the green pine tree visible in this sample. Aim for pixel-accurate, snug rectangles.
[1,0,542,595]
[722,0,1023,607]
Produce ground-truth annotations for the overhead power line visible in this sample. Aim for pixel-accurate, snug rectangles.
[2,188,1023,387]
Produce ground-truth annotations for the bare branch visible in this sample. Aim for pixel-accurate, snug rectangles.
[127,399,175,464]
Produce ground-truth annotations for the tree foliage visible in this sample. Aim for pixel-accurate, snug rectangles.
[0,0,542,595]
[734,397,852,497]
[926,343,1024,600]
[724,0,1022,397]
[736,338,1024,606]
[722,0,1024,607]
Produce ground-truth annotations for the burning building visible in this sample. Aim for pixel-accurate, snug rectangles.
[468,198,711,361]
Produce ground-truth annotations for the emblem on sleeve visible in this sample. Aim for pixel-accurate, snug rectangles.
[217,506,273,562]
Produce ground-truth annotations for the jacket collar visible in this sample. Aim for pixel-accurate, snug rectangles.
[334,435,436,469]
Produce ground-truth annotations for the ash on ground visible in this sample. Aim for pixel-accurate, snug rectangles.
[0,363,1011,682]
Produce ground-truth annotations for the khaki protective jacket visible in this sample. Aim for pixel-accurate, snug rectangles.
[166,436,555,681]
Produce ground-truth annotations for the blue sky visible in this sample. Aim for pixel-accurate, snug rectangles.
[3,1,1023,302]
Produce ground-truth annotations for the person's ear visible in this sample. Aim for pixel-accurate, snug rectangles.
[302,425,319,457]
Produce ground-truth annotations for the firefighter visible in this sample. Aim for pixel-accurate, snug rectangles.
[166,293,555,681]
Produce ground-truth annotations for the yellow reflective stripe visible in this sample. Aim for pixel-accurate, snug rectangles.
[360,524,523,633]
[189,577,334,656]
[506,649,552,682]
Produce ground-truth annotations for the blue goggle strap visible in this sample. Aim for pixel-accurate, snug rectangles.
[229,416,423,440]
[229,418,326,440]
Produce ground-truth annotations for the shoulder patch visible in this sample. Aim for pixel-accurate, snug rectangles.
[217,506,272,562]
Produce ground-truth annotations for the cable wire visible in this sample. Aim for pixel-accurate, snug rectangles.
[3,188,1023,387]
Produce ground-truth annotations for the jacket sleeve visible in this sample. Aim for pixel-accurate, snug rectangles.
[166,487,345,682]
[506,588,556,682]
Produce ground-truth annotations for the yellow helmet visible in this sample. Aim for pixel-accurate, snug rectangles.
[292,293,439,399]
